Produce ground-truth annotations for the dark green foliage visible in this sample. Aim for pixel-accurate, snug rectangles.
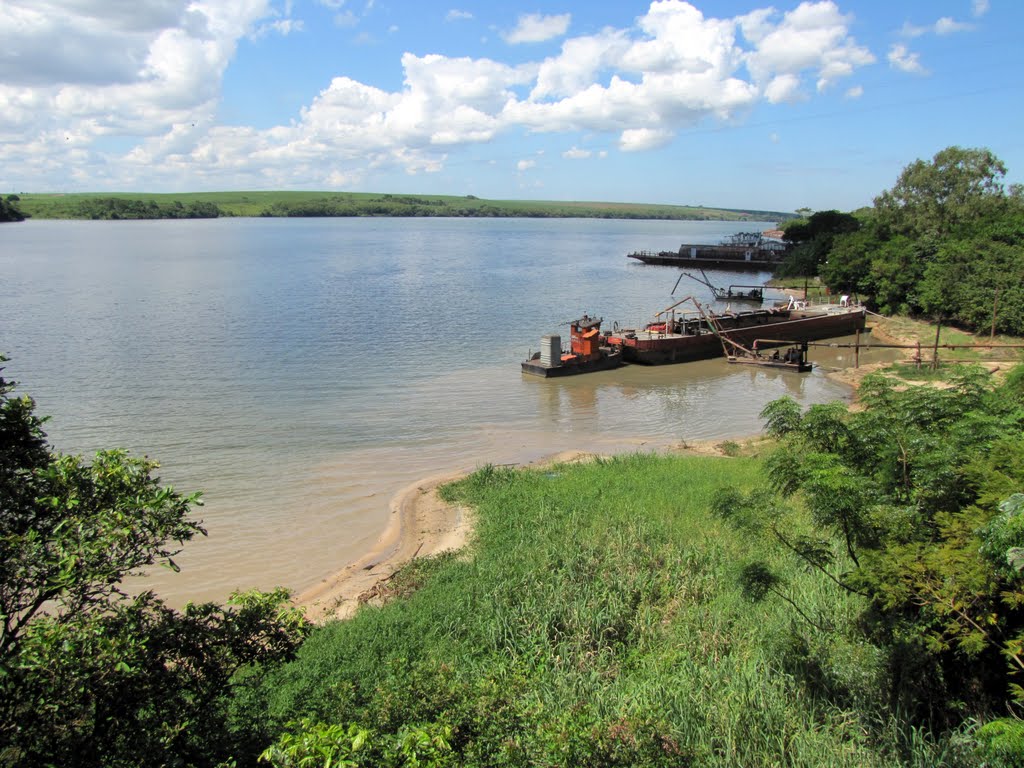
[0,363,309,768]
[816,147,1024,333]
[72,196,222,219]
[975,718,1024,767]
[778,210,860,278]
[749,365,1024,729]
[0,197,25,222]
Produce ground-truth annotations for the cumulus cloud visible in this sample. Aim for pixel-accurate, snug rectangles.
[619,127,673,152]
[516,158,536,171]
[0,0,882,190]
[764,74,803,103]
[446,9,472,22]
[503,13,571,44]
[742,1,874,97]
[844,84,863,99]
[888,43,928,74]
[973,0,989,17]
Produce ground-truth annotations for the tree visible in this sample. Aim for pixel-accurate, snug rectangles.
[0,197,25,223]
[778,210,860,278]
[0,359,310,767]
[731,367,1024,726]
[815,147,1024,329]
[874,146,1009,239]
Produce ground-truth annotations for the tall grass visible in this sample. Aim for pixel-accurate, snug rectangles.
[237,454,969,766]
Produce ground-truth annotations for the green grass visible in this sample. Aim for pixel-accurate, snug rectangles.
[14,191,793,221]
[873,315,1024,371]
[236,454,967,767]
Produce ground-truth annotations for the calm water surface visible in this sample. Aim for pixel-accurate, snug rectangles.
[0,218,891,604]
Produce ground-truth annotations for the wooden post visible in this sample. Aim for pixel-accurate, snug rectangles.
[933,317,942,371]
[915,341,921,369]
[854,328,861,368]
[991,285,1000,340]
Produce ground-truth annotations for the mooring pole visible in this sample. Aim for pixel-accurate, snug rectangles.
[854,327,861,368]
[991,285,1000,340]
[933,318,942,371]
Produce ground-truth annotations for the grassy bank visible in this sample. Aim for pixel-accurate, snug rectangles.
[237,452,961,767]
[14,191,791,221]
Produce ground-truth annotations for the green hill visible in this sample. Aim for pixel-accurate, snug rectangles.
[14,191,793,221]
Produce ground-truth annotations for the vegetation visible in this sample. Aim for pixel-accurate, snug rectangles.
[741,365,1024,760]
[246,363,1024,767]
[0,359,310,768]
[0,195,25,222]
[13,191,791,222]
[5,344,1024,765]
[781,146,1024,336]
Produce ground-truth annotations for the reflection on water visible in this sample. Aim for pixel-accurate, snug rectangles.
[0,218,902,605]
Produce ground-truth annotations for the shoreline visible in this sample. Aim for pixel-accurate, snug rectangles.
[295,468,472,621]
[295,441,753,623]
[297,317,915,623]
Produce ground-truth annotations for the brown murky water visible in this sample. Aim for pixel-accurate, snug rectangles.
[1,218,900,605]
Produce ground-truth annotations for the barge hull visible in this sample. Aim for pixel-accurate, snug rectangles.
[521,349,623,377]
[610,308,865,366]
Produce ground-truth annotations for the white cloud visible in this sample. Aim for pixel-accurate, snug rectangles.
[446,9,472,22]
[844,84,863,99]
[899,22,928,38]
[743,1,874,98]
[516,159,536,170]
[934,17,973,35]
[503,13,571,44]
[0,0,881,190]
[531,29,631,100]
[619,127,673,152]
[252,18,304,38]
[973,0,989,18]
[888,43,928,74]
[563,146,591,159]
[901,16,973,38]
[764,74,803,103]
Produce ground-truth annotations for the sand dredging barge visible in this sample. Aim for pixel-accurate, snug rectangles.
[522,298,867,376]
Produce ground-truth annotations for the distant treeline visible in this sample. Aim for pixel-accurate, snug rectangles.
[72,197,222,220]
[258,193,770,220]
[779,146,1024,336]
[14,191,791,222]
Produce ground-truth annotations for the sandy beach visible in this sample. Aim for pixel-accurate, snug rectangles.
[295,441,749,622]
[295,468,473,621]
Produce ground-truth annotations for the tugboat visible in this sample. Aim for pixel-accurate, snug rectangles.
[521,315,623,378]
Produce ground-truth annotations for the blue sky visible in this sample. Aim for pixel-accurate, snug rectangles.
[2,0,1021,212]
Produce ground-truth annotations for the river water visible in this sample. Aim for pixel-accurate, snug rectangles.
[0,217,888,604]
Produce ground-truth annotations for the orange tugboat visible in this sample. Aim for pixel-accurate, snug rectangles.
[521,315,623,377]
